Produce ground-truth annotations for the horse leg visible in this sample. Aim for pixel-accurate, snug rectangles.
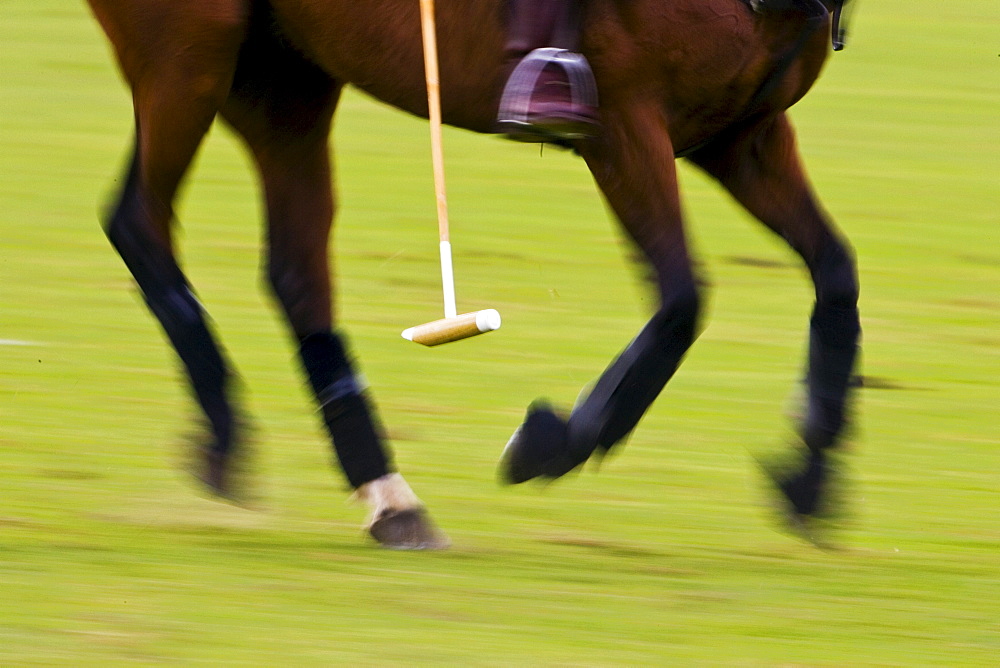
[500,100,702,483]
[220,43,447,549]
[688,113,860,526]
[97,6,249,497]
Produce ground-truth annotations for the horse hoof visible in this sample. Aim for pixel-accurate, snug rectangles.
[192,448,257,508]
[759,448,841,547]
[368,508,450,550]
[195,451,230,497]
[498,403,580,484]
[185,411,258,506]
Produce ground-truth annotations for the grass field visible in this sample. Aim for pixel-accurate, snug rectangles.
[2,1,998,664]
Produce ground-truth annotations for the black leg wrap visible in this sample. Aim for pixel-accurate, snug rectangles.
[106,201,236,456]
[499,294,700,485]
[165,305,234,456]
[803,241,860,451]
[803,302,859,450]
[760,241,858,539]
[568,298,700,459]
[299,331,392,488]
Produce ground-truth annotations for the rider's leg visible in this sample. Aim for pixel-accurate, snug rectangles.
[496,0,599,141]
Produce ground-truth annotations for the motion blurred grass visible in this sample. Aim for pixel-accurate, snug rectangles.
[1,0,998,664]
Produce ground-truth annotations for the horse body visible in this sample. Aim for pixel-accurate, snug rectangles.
[264,0,829,150]
[86,0,859,543]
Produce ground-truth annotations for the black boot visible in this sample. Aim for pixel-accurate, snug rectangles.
[496,0,599,142]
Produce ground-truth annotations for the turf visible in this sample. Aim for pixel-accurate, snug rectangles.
[1,1,998,664]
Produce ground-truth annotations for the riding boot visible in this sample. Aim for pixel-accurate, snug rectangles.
[496,0,599,142]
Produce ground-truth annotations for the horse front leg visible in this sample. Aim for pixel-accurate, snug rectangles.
[222,69,448,549]
[689,113,860,529]
[500,100,702,483]
[97,9,250,498]
[110,150,249,500]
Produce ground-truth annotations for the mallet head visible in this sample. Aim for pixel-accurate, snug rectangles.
[401,309,501,346]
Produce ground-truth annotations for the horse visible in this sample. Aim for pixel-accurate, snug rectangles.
[84,0,859,548]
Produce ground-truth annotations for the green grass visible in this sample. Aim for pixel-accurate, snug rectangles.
[2,0,998,664]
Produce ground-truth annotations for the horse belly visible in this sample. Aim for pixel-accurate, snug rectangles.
[267,0,505,133]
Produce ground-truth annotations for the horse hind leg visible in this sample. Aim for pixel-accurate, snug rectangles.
[98,5,250,498]
[688,113,860,532]
[220,42,447,549]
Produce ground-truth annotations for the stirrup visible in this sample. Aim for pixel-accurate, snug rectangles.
[497,47,599,140]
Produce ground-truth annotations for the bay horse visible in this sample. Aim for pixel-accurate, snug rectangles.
[85,0,859,548]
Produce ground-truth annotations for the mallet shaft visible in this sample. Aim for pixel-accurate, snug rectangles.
[404,0,501,347]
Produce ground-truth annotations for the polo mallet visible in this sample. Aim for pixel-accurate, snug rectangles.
[401,0,502,347]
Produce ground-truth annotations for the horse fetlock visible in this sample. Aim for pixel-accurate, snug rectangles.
[355,473,421,520]
[802,389,852,448]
